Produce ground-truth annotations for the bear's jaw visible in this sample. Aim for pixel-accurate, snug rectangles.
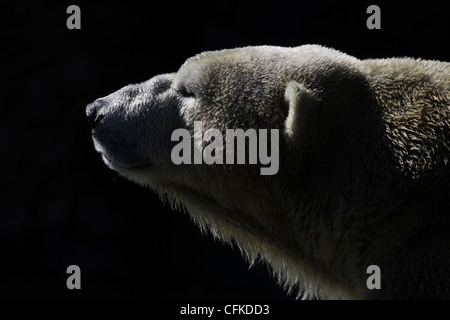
[92,137,152,171]
[102,154,153,171]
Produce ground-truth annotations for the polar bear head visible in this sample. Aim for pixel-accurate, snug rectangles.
[86,45,383,299]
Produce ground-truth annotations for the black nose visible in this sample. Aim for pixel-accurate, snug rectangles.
[86,99,105,129]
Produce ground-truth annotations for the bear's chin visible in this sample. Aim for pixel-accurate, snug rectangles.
[93,137,153,172]
[102,154,153,172]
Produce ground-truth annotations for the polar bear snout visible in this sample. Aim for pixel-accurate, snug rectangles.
[86,99,106,129]
[86,74,189,172]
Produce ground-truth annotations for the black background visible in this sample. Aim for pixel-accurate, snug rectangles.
[2,1,448,300]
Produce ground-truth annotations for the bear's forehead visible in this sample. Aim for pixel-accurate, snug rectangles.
[178,46,291,75]
[173,46,296,100]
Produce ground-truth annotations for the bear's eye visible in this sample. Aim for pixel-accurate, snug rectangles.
[177,86,196,99]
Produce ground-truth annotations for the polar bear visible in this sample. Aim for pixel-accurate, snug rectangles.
[86,45,450,299]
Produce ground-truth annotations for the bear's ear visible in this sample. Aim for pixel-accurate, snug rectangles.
[283,81,318,141]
